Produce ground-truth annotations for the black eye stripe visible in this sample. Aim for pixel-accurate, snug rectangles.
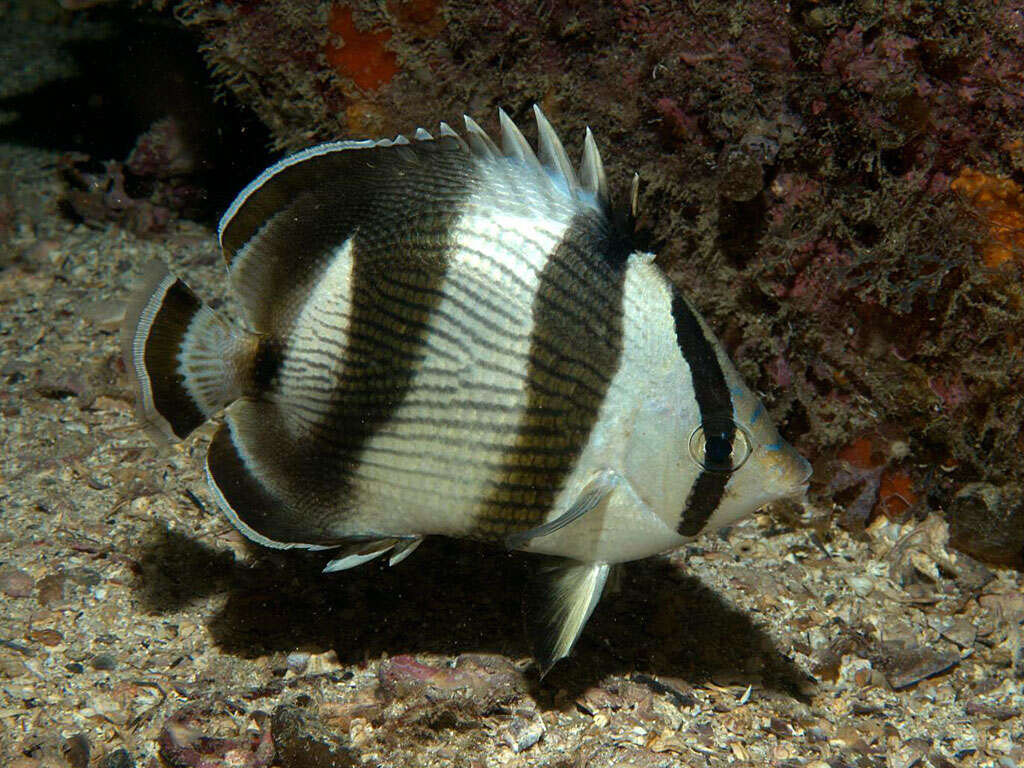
[671,292,735,536]
[705,432,732,465]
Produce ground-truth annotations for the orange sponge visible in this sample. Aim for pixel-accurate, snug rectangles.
[325,6,399,91]
[951,167,1024,269]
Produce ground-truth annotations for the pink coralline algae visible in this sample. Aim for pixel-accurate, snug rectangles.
[821,25,921,96]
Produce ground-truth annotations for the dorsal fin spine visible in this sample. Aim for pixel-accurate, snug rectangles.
[579,127,610,208]
[533,105,579,193]
[498,108,543,173]
[437,121,467,150]
[463,114,501,159]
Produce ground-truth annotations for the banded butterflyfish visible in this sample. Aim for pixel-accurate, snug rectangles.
[122,107,812,674]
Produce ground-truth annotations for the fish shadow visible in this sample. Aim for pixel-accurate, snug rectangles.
[137,525,813,701]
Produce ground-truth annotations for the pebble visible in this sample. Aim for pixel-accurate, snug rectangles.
[845,574,874,597]
[99,748,135,768]
[0,566,34,598]
[36,573,65,606]
[61,734,90,768]
[503,710,545,753]
[872,641,960,690]
[965,700,1016,721]
[0,653,29,678]
[948,482,1024,567]
[90,652,118,671]
[67,567,102,587]
[271,703,359,768]
[286,651,311,674]
[29,628,63,647]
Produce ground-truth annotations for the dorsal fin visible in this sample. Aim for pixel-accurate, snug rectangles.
[216,132,469,332]
[579,127,609,207]
[216,109,626,334]
[493,107,612,211]
[533,105,579,192]
[463,114,501,159]
[498,108,543,173]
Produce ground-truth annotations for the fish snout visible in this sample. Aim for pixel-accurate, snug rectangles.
[759,440,812,495]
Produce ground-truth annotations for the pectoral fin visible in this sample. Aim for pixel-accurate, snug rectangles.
[505,470,619,550]
[527,557,611,676]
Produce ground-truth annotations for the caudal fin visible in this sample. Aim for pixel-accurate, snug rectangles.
[122,262,253,441]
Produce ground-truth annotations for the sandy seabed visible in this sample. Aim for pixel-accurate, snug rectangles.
[1,143,1022,767]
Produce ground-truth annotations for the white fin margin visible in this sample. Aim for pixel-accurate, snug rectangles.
[219,132,451,251]
[203,459,333,552]
[123,264,178,442]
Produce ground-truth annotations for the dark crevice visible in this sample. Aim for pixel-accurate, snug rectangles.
[0,6,273,222]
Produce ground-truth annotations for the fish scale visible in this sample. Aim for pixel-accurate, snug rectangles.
[122,106,812,674]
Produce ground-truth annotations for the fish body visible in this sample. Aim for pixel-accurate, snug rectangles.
[123,108,811,672]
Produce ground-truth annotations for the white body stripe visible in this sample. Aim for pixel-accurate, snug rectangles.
[343,159,582,537]
[522,256,699,563]
[272,238,357,434]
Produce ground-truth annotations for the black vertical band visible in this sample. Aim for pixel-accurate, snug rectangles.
[671,292,734,535]
[143,279,207,438]
[473,209,630,539]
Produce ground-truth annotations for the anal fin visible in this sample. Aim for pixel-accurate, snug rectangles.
[323,539,399,572]
[388,536,423,566]
[205,402,330,551]
[527,557,611,676]
[321,536,424,572]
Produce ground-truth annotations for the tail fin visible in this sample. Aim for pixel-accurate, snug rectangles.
[122,262,254,441]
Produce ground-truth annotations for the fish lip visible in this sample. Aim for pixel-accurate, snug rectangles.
[793,457,813,487]
[785,480,811,498]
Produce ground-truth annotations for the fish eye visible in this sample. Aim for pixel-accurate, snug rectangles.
[688,418,751,472]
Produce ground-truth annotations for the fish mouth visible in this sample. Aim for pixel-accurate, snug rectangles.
[785,481,811,499]
[791,455,813,487]
[778,466,812,498]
